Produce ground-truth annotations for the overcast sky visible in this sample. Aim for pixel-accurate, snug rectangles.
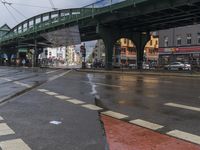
[0,0,96,28]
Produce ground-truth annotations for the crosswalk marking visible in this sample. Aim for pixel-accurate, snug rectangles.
[129,119,164,130]
[37,89,49,92]
[45,91,58,96]
[0,116,4,121]
[82,104,103,111]
[66,99,85,105]
[101,111,128,119]
[55,95,71,100]
[0,123,15,136]
[167,130,200,145]
[0,139,31,150]
[165,103,200,112]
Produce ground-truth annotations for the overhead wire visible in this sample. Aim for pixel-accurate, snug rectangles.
[48,0,57,10]
[1,0,18,23]
[9,5,26,19]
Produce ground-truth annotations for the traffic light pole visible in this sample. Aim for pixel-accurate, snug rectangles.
[80,43,86,69]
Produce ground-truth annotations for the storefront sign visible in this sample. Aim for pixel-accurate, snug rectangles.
[18,48,27,53]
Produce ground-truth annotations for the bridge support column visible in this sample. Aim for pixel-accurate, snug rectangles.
[99,26,118,70]
[130,32,150,70]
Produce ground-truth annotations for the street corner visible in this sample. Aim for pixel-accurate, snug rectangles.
[101,115,200,150]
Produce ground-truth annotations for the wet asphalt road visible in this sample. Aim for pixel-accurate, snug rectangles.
[0,66,199,149]
[86,72,200,136]
[0,67,107,150]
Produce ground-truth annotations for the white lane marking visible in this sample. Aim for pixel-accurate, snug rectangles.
[48,70,71,81]
[46,69,61,74]
[0,139,31,150]
[13,81,31,88]
[0,116,4,121]
[101,111,128,119]
[83,81,122,88]
[129,119,164,130]
[95,82,122,88]
[165,103,200,112]
[37,89,49,92]
[87,74,97,95]
[45,92,58,96]
[1,78,12,82]
[167,130,200,145]
[55,95,71,100]
[82,104,103,111]
[0,123,15,136]
[66,99,85,105]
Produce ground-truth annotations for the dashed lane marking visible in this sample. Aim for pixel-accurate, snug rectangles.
[46,69,62,74]
[0,139,31,150]
[165,103,200,112]
[55,95,71,100]
[0,123,15,136]
[129,119,164,130]
[101,111,129,119]
[66,99,85,105]
[48,70,71,81]
[82,104,103,111]
[0,78,13,82]
[13,81,31,88]
[37,89,49,92]
[167,130,200,145]
[45,92,58,96]
[0,116,3,121]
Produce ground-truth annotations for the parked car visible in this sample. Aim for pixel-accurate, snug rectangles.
[143,63,150,69]
[128,64,137,69]
[164,62,191,70]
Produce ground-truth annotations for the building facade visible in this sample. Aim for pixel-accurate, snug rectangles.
[158,24,200,65]
[113,35,158,67]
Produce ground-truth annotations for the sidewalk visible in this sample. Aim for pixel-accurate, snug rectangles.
[77,68,200,78]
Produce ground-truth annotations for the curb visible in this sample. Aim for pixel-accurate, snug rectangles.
[76,69,200,78]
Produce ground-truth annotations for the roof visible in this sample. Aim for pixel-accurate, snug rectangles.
[0,24,11,31]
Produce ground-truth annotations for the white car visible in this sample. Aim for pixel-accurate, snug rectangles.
[164,62,191,70]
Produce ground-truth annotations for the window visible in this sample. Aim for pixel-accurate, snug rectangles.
[155,40,158,45]
[197,33,200,44]
[186,33,192,45]
[121,48,126,53]
[150,40,153,46]
[124,39,126,44]
[177,36,181,46]
[164,36,168,47]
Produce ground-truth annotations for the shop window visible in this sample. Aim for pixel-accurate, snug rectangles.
[187,33,192,45]
[121,48,126,53]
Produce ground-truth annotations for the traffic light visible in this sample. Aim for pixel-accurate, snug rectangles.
[80,45,86,57]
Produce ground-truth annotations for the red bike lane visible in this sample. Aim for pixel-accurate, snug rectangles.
[101,115,200,150]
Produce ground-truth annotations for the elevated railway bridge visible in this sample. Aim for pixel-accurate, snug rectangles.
[0,0,200,68]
